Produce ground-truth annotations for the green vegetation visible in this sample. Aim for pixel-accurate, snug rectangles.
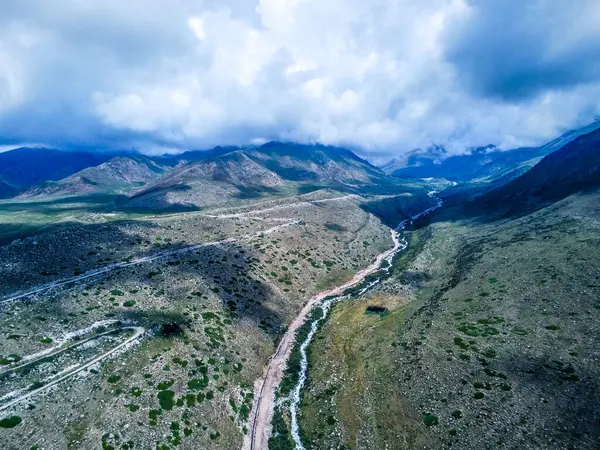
[157,390,175,410]
[423,413,439,426]
[0,416,22,428]
[268,407,294,450]
[107,374,121,384]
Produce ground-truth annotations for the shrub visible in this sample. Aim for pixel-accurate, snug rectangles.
[107,374,121,384]
[0,416,22,428]
[157,390,175,410]
[122,300,136,307]
[423,413,439,426]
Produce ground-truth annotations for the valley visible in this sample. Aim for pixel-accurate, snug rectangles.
[0,166,436,449]
[1,129,599,450]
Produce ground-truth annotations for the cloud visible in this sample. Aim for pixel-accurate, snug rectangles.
[0,0,599,159]
[444,0,600,100]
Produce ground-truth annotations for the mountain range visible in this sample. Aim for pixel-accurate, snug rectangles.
[474,125,600,217]
[2,120,600,211]
[383,120,600,184]
[0,142,392,209]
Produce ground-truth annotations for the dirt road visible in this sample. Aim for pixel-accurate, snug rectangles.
[245,227,402,450]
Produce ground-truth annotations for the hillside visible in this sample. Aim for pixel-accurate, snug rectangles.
[0,179,17,198]
[386,120,600,184]
[129,142,394,209]
[296,129,600,450]
[299,185,600,450]
[0,147,111,197]
[474,126,600,217]
[22,155,175,198]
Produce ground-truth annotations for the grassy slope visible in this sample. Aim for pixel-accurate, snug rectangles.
[299,189,600,449]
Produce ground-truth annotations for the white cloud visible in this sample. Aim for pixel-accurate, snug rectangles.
[0,0,599,157]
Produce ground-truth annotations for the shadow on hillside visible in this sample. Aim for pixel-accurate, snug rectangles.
[423,180,600,228]
[360,192,439,228]
[500,353,600,447]
[1,217,287,337]
[232,184,282,200]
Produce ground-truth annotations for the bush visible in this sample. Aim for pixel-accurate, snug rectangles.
[122,300,136,307]
[423,413,439,426]
[107,374,121,384]
[157,390,175,410]
[0,416,22,428]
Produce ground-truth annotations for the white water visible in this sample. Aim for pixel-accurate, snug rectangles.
[288,192,442,449]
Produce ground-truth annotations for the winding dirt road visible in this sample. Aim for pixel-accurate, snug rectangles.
[0,325,145,412]
[245,227,403,450]
[1,194,362,306]
[245,192,443,450]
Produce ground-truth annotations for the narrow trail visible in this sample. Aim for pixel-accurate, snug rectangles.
[1,193,361,306]
[0,220,299,305]
[0,326,145,412]
[245,226,404,450]
[245,192,442,450]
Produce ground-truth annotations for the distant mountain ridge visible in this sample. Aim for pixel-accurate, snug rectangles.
[129,142,390,209]
[22,155,176,197]
[384,120,600,183]
[474,125,600,216]
[0,147,113,198]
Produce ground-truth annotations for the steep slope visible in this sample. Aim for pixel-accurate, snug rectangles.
[128,150,285,209]
[0,179,17,198]
[0,148,111,197]
[130,143,393,209]
[388,120,600,183]
[22,155,174,198]
[245,142,387,184]
[475,126,600,216]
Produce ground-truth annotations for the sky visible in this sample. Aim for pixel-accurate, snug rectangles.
[1,0,600,160]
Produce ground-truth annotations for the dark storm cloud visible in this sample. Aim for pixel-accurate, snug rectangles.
[0,0,599,157]
[445,0,600,100]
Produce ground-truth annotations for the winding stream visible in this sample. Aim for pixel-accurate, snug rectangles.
[288,191,442,449]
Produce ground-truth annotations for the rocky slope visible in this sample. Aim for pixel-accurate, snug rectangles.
[22,155,174,197]
[129,143,392,209]
[385,120,600,184]
[0,147,111,197]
